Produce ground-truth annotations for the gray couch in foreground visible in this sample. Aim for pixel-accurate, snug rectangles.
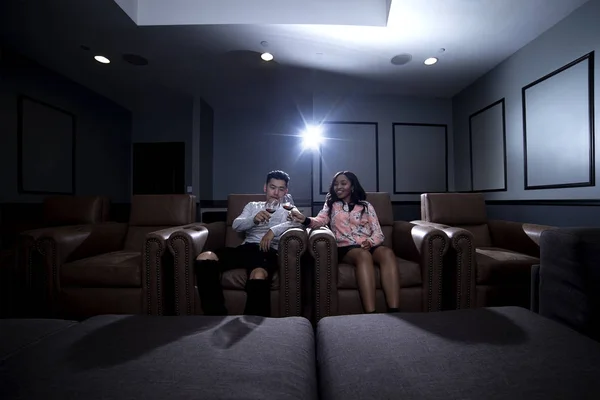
[531,227,600,342]
[2,306,600,400]
[3,227,600,399]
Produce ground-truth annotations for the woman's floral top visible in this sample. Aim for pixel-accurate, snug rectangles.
[309,201,385,247]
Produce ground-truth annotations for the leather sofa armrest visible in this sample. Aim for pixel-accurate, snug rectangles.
[142,224,208,315]
[277,228,308,317]
[394,221,448,312]
[166,224,209,316]
[198,221,227,252]
[308,227,339,321]
[488,220,556,257]
[412,220,476,309]
[35,223,128,307]
[36,223,128,265]
[17,225,82,289]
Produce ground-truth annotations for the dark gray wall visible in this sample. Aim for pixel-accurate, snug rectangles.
[212,90,453,206]
[198,99,214,201]
[131,92,194,194]
[452,0,599,201]
[312,94,453,206]
[0,46,131,203]
[212,88,314,205]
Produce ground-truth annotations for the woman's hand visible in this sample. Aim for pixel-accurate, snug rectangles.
[289,209,306,223]
[361,240,372,250]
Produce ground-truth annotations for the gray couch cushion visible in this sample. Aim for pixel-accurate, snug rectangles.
[0,318,78,361]
[1,315,317,400]
[316,306,600,400]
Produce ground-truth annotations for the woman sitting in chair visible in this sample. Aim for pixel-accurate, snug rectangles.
[290,171,400,313]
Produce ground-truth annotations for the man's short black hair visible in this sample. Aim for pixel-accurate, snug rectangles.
[266,170,290,186]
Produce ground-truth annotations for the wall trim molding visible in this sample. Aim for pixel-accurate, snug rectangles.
[318,121,380,195]
[468,98,508,193]
[17,94,77,195]
[521,51,595,191]
[5,199,598,209]
[310,199,600,207]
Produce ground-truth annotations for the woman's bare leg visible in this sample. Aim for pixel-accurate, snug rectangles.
[372,246,400,310]
[344,248,377,313]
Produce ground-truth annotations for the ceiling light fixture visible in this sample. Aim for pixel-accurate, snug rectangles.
[122,53,149,66]
[261,52,274,62]
[424,57,438,66]
[390,53,412,66]
[94,55,110,64]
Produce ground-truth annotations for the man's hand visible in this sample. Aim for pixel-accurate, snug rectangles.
[361,240,372,250]
[260,230,275,252]
[289,209,306,223]
[253,210,272,225]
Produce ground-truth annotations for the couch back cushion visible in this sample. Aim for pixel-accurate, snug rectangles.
[421,193,491,247]
[124,195,196,250]
[43,196,110,226]
[225,194,265,248]
[365,192,393,248]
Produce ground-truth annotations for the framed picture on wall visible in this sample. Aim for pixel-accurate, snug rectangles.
[17,95,76,195]
[521,52,595,190]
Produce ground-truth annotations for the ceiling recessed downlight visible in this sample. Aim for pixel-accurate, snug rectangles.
[424,57,438,66]
[122,53,149,66]
[261,52,274,61]
[390,53,412,66]
[94,55,110,64]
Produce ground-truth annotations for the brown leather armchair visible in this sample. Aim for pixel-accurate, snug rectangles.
[34,195,198,319]
[413,193,555,309]
[16,196,110,316]
[169,194,308,317]
[309,192,449,321]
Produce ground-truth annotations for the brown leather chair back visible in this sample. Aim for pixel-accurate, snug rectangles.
[365,192,394,248]
[43,196,110,226]
[225,194,265,247]
[421,193,491,247]
[124,195,196,250]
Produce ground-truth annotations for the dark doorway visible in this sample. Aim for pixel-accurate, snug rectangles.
[133,142,185,195]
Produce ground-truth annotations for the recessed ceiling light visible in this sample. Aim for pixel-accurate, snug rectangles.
[261,52,274,61]
[424,57,438,66]
[94,55,110,64]
[122,53,149,66]
[390,53,412,66]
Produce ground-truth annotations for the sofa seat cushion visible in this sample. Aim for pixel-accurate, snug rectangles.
[61,251,141,288]
[316,307,600,400]
[338,257,421,289]
[220,268,280,290]
[0,315,318,400]
[476,247,539,284]
[0,319,78,362]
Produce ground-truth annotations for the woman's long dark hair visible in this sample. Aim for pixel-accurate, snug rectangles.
[326,171,369,219]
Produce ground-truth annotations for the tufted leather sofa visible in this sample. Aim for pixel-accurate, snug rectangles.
[308,192,449,321]
[169,194,308,317]
[413,192,555,309]
[33,195,198,319]
[15,196,110,316]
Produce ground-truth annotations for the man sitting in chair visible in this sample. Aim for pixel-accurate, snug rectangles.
[195,170,301,317]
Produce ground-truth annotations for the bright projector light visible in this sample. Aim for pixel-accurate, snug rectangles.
[301,125,323,149]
